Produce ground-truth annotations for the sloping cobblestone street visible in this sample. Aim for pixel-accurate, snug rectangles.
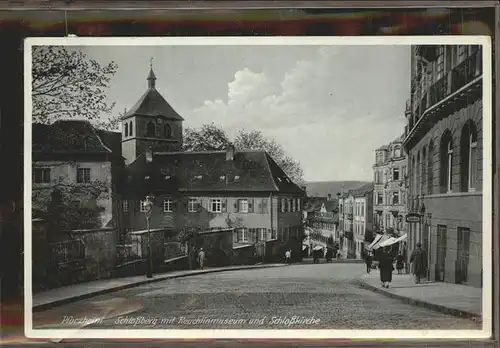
[33,263,480,330]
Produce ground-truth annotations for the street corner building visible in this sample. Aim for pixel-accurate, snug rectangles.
[338,183,374,260]
[372,135,409,243]
[403,44,483,288]
[116,67,307,268]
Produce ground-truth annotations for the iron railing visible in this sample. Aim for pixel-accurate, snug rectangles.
[411,48,482,124]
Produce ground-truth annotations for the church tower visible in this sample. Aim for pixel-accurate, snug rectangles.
[121,61,184,165]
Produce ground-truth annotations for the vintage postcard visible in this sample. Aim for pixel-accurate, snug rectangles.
[24,36,492,340]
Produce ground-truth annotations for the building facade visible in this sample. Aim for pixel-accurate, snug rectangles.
[304,196,339,254]
[118,68,306,259]
[403,44,483,287]
[338,183,374,259]
[32,120,123,232]
[373,135,408,236]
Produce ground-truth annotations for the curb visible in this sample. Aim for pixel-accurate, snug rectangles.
[33,264,284,312]
[352,279,481,321]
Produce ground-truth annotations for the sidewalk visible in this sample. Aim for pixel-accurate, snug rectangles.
[32,263,284,312]
[353,270,482,320]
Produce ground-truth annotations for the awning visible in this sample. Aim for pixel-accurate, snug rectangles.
[378,237,398,248]
[366,234,383,249]
[378,234,408,248]
[372,235,390,250]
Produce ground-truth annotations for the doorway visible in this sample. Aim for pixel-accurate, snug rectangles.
[456,227,470,284]
[435,225,447,282]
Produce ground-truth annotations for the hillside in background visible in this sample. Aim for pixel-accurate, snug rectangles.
[304,181,372,198]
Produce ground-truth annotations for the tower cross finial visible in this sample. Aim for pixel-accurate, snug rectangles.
[149,57,154,69]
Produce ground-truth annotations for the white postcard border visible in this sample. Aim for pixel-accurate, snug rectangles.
[24,35,493,340]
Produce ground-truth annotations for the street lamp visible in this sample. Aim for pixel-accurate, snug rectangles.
[144,195,154,278]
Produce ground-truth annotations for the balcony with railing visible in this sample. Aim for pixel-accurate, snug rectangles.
[406,48,482,145]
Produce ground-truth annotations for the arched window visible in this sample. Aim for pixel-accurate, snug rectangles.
[411,156,416,198]
[460,120,478,192]
[124,122,128,137]
[416,152,421,196]
[147,121,155,137]
[440,131,453,193]
[129,121,133,137]
[421,147,427,196]
[427,140,434,195]
[164,124,172,138]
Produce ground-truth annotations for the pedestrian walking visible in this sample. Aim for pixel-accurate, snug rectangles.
[378,247,394,288]
[285,249,291,264]
[364,252,373,274]
[410,242,427,284]
[396,251,405,274]
[198,248,206,270]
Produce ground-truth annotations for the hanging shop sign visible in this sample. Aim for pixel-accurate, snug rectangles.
[406,213,422,223]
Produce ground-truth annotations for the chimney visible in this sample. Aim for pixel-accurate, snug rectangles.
[146,145,153,163]
[328,193,332,200]
[300,185,307,193]
[225,144,235,161]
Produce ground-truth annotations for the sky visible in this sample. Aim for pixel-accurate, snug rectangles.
[74,44,411,182]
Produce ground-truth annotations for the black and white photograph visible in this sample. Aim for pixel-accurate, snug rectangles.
[24,37,492,339]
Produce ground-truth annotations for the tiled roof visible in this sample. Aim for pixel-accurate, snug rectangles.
[121,87,184,121]
[32,120,115,154]
[324,199,338,212]
[351,182,374,197]
[121,150,305,196]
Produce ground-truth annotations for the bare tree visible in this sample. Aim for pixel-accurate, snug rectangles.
[32,46,118,129]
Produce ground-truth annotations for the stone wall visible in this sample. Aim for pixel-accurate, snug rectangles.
[70,227,117,280]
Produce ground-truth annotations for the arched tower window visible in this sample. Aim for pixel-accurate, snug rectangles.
[427,140,434,195]
[440,130,453,193]
[129,121,133,137]
[147,121,155,137]
[460,120,478,192]
[124,122,128,137]
[164,124,172,138]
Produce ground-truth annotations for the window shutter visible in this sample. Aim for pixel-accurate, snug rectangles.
[237,228,242,242]
[277,199,281,212]
[172,200,177,213]
[253,229,258,242]
[233,229,239,242]
[258,200,262,213]
[222,199,227,212]
[234,200,239,212]
[248,199,254,213]
[197,201,202,212]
